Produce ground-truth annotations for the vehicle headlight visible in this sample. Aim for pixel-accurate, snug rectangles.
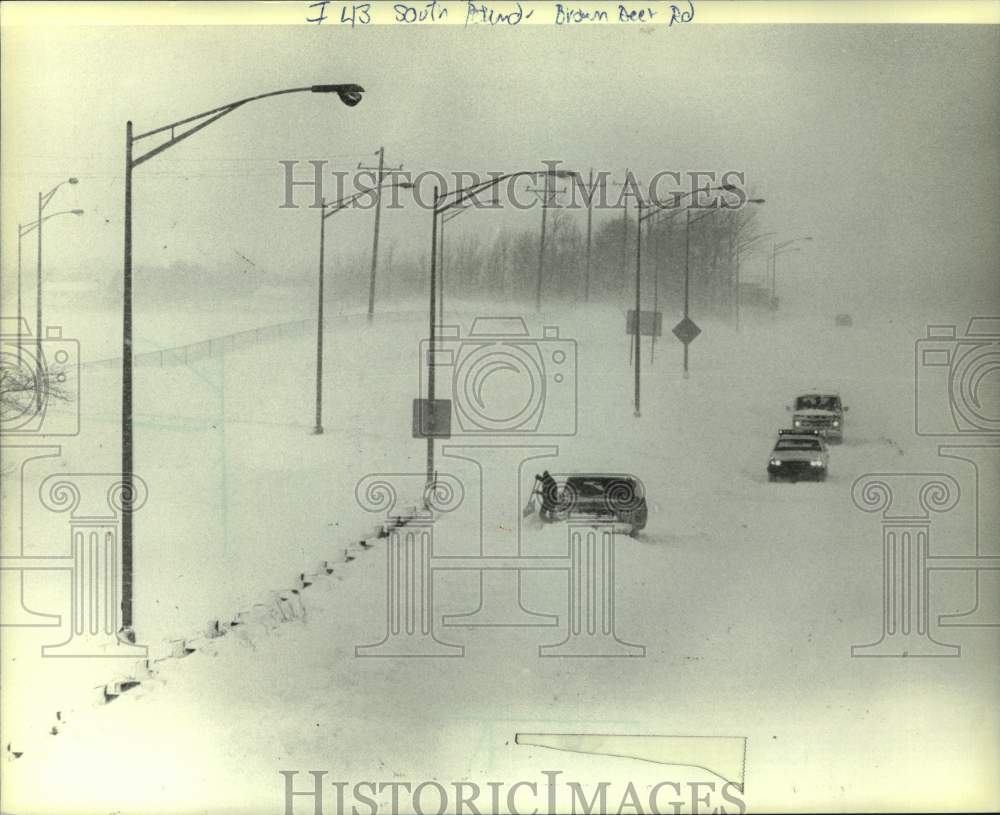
[810,459,825,467]
[832,420,840,427]
[793,420,801,427]
[771,459,782,466]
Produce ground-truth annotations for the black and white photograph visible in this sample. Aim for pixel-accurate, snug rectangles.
[1,1,998,812]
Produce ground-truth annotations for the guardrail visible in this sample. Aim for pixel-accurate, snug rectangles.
[81,317,314,370]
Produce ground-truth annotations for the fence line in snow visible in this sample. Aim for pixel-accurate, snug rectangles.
[80,317,316,371]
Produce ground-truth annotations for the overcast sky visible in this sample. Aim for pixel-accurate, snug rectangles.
[2,22,997,311]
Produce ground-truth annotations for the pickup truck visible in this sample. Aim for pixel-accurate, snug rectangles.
[788,392,847,443]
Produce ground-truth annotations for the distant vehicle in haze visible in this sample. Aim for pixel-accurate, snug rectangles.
[835,313,853,327]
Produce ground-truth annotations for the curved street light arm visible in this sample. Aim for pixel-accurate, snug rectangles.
[322,179,412,221]
[436,169,577,215]
[639,184,736,223]
[774,236,812,252]
[688,207,722,227]
[131,84,364,168]
[435,172,521,213]
[40,177,79,211]
[686,196,764,227]
[739,242,773,259]
[773,245,803,259]
[19,209,84,238]
[737,230,778,252]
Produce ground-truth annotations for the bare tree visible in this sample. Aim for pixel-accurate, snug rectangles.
[0,350,74,466]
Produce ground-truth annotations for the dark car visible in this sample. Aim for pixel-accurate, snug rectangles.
[542,474,648,536]
[767,430,829,482]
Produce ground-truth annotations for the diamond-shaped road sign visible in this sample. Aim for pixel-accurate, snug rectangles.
[672,317,702,345]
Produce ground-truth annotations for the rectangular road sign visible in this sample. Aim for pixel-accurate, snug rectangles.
[626,310,663,337]
[412,398,452,439]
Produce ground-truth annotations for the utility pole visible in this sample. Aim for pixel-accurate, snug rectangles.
[426,187,439,489]
[650,214,660,361]
[359,147,403,321]
[613,169,633,286]
[525,175,566,312]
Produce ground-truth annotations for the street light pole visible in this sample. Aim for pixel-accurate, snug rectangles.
[427,186,439,490]
[526,175,566,313]
[119,83,364,640]
[15,211,85,360]
[122,120,135,633]
[361,147,403,321]
[770,235,812,316]
[366,146,385,322]
[439,202,475,327]
[733,230,775,332]
[683,208,692,378]
[633,202,642,417]
[314,178,411,435]
[439,214,445,328]
[650,214,660,361]
[423,168,578,490]
[33,177,79,409]
[314,201,327,435]
[584,167,594,302]
[682,197,765,375]
[536,173,548,312]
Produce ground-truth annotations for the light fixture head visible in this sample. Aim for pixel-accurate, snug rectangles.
[311,84,365,107]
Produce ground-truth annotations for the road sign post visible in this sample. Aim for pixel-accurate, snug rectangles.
[672,317,701,378]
